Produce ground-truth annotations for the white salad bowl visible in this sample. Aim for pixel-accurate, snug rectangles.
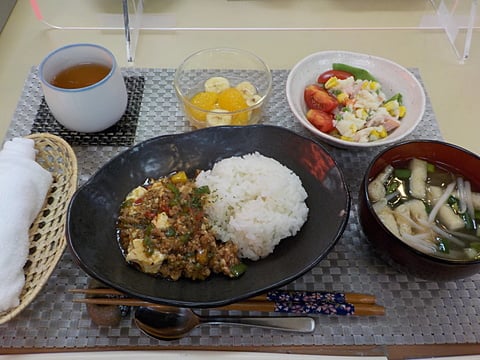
[286,50,426,149]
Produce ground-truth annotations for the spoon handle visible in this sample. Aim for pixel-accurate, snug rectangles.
[201,315,315,333]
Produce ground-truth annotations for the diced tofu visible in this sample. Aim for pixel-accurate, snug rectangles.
[126,186,148,202]
[126,238,166,274]
[152,212,169,230]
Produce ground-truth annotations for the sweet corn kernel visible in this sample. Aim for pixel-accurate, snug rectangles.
[336,92,349,104]
[383,101,398,116]
[398,105,406,118]
[368,81,380,91]
[324,77,338,89]
[369,130,380,140]
[369,126,388,141]
[340,136,354,142]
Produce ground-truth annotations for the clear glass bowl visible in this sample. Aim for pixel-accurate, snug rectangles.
[174,47,272,128]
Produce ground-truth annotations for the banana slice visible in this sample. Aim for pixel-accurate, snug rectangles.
[236,81,257,98]
[204,77,230,93]
[206,109,232,126]
[246,94,262,107]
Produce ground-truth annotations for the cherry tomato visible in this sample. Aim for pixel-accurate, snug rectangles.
[306,109,335,133]
[304,84,338,112]
[317,69,353,84]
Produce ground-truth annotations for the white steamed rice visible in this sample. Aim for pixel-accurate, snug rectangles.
[195,152,309,261]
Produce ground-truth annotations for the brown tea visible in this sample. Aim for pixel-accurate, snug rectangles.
[50,62,111,89]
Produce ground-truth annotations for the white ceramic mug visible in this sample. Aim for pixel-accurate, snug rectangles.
[39,43,128,133]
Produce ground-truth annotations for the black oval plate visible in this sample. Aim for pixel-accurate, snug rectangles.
[67,125,350,308]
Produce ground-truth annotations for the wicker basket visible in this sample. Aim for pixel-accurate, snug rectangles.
[0,133,78,324]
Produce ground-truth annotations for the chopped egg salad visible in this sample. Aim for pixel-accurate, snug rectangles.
[325,76,405,142]
[303,64,407,143]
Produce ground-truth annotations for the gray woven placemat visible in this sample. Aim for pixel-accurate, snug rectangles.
[1,67,479,350]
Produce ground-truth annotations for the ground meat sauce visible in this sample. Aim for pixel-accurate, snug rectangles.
[116,172,245,281]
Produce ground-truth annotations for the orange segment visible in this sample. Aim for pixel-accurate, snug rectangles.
[232,111,250,125]
[217,88,248,112]
[188,92,218,121]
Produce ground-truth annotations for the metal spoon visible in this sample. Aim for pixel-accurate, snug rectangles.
[134,305,315,340]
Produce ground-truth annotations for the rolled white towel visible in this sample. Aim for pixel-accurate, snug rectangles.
[0,137,53,312]
[2,137,37,160]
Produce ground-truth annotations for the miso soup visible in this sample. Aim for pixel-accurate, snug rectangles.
[368,157,480,261]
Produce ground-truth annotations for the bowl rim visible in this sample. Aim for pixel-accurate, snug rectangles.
[286,50,426,149]
[362,139,480,265]
[173,47,273,115]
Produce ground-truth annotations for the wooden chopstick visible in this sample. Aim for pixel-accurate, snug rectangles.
[69,288,376,304]
[69,288,124,296]
[72,298,275,312]
[70,288,384,316]
[73,297,155,307]
[73,297,384,316]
